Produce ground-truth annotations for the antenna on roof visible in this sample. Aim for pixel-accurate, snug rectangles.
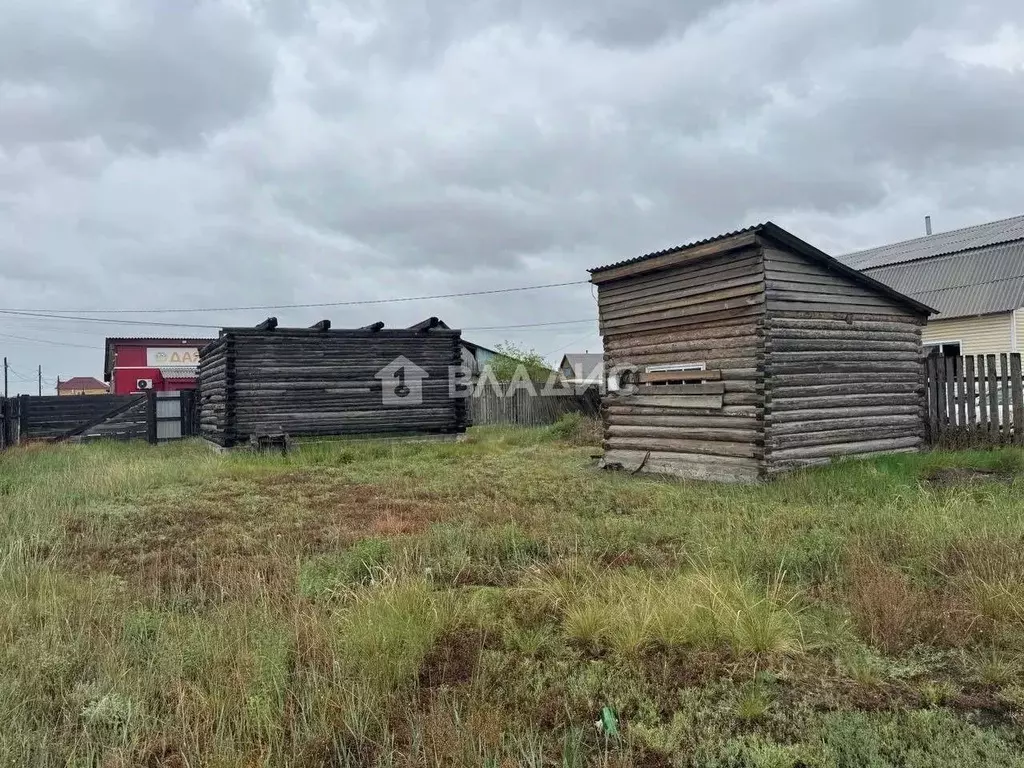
[925,215,933,236]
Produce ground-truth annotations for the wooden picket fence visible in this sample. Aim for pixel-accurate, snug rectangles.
[470,383,600,427]
[925,353,1023,447]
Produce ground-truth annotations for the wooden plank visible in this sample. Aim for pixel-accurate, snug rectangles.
[925,356,940,444]
[767,382,923,399]
[945,356,957,432]
[605,334,756,357]
[598,252,761,301]
[768,436,922,461]
[987,355,1000,442]
[769,425,920,450]
[640,370,722,384]
[606,425,760,442]
[767,394,922,412]
[977,355,989,442]
[612,395,725,410]
[604,436,759,459]
[767,339,921,353]
[605,322,758,350]
[600,279,765,322]
[769,405,922,424]
[1001,353,1012,445]
[762,300,916,318]
[767,315,925,333]
[600,287,765,329]
[769,351,918,364]
[1011,354,1023,446]
[601,449,761,483]
[964,355,977,439]
[766,290,900,309]
[602,304,766,336]
[607,413,761,429]
[600,270,764,314]
[631,383,725,396]
[770,414,920,436]
[937,355,949,439]
[605,404,758,419]
[768,372,922,387]
[956,355,967,432]
[764,279,894,299]
[590,233,758,284]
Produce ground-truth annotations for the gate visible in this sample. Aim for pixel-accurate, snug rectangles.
[150,390,198,443]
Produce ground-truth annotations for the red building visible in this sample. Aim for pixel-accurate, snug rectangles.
[104,338,214,395]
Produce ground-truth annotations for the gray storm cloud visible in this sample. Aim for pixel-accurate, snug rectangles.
[0,0,1022,391]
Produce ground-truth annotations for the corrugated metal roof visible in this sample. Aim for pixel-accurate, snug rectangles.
[842,214,1024,270]
[160,367,199,379]
[589,224,763,272]
[864,240,1024,319]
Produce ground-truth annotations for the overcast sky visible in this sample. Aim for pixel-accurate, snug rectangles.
[2,0,1023,393]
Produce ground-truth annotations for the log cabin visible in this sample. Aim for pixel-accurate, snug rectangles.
[198,318,468,447]
[590,223,935,482]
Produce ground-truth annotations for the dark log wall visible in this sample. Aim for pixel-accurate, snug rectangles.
[762,245,927,473]
[199,329,468,447]
[597,245,767,482]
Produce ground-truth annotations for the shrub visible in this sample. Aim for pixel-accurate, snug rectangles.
[845,553,940,652]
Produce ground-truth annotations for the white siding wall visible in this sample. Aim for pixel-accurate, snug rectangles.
[922,312,1013,356]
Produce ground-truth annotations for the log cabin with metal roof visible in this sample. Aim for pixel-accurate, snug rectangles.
[589,222,935,482]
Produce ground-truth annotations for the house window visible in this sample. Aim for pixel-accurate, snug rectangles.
[924,341,962,358]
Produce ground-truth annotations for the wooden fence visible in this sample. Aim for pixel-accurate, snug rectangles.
[925,353,1023,447]
[0,390,199,449]
[470,383,600,427]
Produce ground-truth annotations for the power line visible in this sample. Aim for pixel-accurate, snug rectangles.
[461,319,596,331]
[0,280,591,315]
[0,331,100,350]
[0,310,221,329]
[0,309,598,333]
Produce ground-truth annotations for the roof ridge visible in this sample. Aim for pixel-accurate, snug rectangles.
[845,213,1024,260]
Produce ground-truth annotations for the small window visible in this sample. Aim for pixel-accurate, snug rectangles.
[645,362,706,374]
[642,362,707,386]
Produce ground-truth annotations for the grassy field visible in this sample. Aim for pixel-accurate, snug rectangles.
[3,418,1024,767]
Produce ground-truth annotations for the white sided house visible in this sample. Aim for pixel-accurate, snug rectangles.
[840,214,1024,359]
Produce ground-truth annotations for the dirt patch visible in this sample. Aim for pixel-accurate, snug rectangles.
[65,474,454,597]
[418,629,488,689]
[923,467,1010,487]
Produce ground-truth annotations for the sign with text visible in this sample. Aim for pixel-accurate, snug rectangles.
[146,347,201,367]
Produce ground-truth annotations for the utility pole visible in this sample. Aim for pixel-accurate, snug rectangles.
[38,365,42,397]
[3,357,7,399]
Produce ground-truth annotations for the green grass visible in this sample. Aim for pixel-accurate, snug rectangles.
[2,425,1024,766]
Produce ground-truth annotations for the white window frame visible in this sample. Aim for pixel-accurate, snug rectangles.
[923,339,963,357]
[645,362,706,373]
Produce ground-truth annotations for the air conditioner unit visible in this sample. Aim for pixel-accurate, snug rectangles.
[136,378,153,391]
